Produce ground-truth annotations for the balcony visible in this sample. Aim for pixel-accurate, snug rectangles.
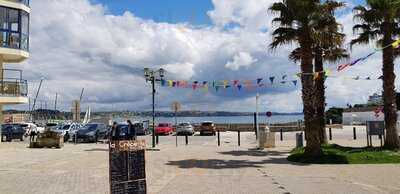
[0,69,28,104]
[5,0,29,7]
[0,5,30,62]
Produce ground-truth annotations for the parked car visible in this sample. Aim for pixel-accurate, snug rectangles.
[113,122,149,137]
[1,124,25,142]
[200,121,216,136]
[176,122,194,136]
[155,123,173,135]
[20,123,39,137]
[74,123,108,143]
[52,123,81,136]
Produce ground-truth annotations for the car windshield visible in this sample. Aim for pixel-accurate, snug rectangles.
[158,123,169,127]
[62,125,70,130]
[117,125,129,134]
[202,122,213,126]
[179,123,190,126]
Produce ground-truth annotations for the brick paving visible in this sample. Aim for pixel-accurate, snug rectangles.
[0,130,399,194]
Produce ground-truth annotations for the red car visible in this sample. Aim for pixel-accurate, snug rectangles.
[155,123,173,135]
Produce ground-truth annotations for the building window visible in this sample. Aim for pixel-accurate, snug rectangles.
[0,6,29,51]
[0,7,8,30]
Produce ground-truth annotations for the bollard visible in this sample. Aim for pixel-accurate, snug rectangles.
[185,135,188,145]
[238,131,241,146]
[280,129,283,141]
[296,132,303,148]
[217,130,220,146]
[329,128,332,140]
[156,135,159,144]
[353,127,357,140]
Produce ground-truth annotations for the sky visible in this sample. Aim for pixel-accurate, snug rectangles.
[6,0,400,113]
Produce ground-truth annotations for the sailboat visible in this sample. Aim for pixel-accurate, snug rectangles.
[82,107,91,124]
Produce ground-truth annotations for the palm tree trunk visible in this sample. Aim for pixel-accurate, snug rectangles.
[301,41,322,157]
[382,36,400,150]
[314,47,327,144]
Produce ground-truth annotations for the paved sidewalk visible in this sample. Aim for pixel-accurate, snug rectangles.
[0,131,399,194]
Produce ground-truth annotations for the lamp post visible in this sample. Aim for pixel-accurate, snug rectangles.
[144,68,165,148]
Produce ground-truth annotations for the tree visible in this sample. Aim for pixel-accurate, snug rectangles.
[270,0,322,157]
[312,1,348,144]
[273,0,347,150]
[352,0,400,149]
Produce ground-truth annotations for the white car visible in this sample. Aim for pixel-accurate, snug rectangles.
[176,122,194,136]
[52,123,81,136]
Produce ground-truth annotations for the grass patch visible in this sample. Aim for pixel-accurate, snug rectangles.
[288,144,400,164]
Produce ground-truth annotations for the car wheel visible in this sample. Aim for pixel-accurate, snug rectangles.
[20,136,24,141]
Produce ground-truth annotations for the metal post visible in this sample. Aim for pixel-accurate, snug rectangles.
[217,130,220,146]
[329,128,332,140]
[152,78,156,148]
[353,127,357,140]
[185,135,188,145]
[237,131,240,146]
[280,129,283,141]
[254,112,257,139]
[175,110,178,147]
[255,93,260,148]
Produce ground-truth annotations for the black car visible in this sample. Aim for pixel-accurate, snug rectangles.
[74,123,108,143]
[1,124,25,142]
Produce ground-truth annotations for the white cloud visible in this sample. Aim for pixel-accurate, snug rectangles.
[225,52,258,71]
[8,0,392,113]
[208,0,274,31]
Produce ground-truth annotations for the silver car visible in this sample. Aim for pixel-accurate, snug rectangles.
[176,122,194,136]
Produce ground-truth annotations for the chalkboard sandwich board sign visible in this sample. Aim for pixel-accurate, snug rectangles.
[109,140,147,194]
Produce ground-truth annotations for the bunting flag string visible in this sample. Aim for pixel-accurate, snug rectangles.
[158,72,383,93]
[336,38,400,72]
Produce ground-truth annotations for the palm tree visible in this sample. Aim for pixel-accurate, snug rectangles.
[312,1,348,144]
[270,0,322,157]
[352,0,400,149]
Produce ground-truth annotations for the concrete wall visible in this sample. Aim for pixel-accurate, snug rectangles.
[342,111,393,125]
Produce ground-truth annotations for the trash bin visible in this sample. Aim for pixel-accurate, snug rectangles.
[259,126,275,149]
[296,132,303,148]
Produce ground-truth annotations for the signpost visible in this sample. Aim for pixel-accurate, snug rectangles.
[366,121,385,147]
[171,102,181,147]
[109,140,147,194]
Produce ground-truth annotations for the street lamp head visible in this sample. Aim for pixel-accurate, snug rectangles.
[144,68,150,79]
[158,68,165,78]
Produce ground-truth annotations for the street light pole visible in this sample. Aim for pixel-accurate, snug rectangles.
[151,77,156,148]
[144,67,165,149]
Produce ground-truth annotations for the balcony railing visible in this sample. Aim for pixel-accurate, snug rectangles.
[0,69,27,97]
[0,78,28,97]
[5,0,29,6]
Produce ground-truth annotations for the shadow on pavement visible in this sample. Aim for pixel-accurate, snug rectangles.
[84,148,108,152]
[218,150,291,157]
[166,157,308,169]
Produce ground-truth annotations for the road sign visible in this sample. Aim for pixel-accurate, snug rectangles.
[266,111,272,117]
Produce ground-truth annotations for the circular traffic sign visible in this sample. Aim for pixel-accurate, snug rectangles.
[266,111,272,117]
